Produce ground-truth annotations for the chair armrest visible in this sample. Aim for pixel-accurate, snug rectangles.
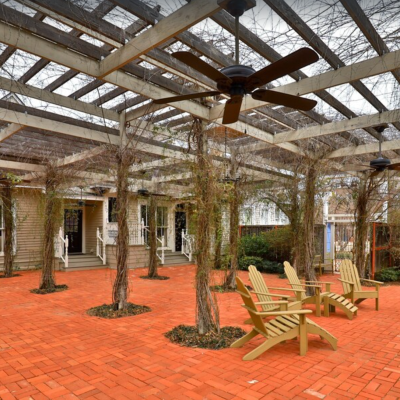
[304,281,333,285]
[338,278,354,285]
[302,284,322,288]
[250,290,290,299]
[255,301,288,305]
[360,278,384,285]
[268,286,306,293]
[257,309,312,317]
[269,293,291,299]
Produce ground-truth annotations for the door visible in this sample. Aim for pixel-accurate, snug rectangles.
[175,211,186,251]
[64,209,83,253]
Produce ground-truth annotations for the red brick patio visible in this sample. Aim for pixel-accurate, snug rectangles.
[0,265,399,400]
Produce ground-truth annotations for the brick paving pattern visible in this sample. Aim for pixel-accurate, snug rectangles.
[0,266,399,399]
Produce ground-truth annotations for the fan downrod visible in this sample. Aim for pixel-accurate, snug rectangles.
[218,0,256,17]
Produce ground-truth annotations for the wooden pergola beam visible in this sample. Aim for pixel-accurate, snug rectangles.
[0,123,25,142]
[327,139,400,159]
[0,21,210,120]
[0,160,45,173]
[274,108,400,144]
[0,75,119,122]
[340,0,400,85]
[98,0,222,77]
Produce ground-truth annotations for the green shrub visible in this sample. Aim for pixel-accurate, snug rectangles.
[239,234,269,258]
[261,260,284,274]
[374,268,400,282]
[238,256,263,270]
[239,227,293,264]
[336,252,353,260]
[262,226,292,263]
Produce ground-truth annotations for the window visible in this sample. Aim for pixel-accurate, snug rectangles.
[108,198,117,222]
[0,202,16,254]
[157,206,168,243]
[241,207,253,225]
[140,204,168,244]
[0,203,3,253]
[261,206,269,225]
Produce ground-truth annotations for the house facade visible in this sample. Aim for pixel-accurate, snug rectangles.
[0,187,192,272]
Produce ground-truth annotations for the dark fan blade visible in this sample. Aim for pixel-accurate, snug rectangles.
[388,163,400,171]
[222,97,243,124]
[153,91,220,104]
[173,51,232,84]
[252,89,317,111]
[246,48,319,89]
[370,170,382,178]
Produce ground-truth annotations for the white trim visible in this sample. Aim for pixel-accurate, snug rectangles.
[82,206,86,254]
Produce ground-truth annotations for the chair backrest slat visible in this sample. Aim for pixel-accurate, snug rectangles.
[340,259,362,292]
[340,259,351,294]
[248,265,275,311]
[284,261,306,300]
[236,277,268,335]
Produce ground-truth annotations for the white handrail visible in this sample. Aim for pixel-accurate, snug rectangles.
[181,229,193,262]
[144,226,165,264]
[96,228,106,265]
[58,227,68,268]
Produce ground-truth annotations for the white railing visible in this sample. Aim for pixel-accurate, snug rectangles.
[96,228,106,265]
[181,229,194,262]
[106,220,146,245]
[58,227,68,268]
[144,226,165,264]
[157,235,165,265]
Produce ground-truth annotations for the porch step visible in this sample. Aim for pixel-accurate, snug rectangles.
[59,254,107,271]
[161,251,191,266]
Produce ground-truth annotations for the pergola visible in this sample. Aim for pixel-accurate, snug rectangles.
[0,0,400,195]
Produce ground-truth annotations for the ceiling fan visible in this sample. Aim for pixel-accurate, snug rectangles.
[346,126,400,177]
[153,0,319,124]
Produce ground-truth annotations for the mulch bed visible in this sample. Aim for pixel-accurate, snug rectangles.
[30,284,68,294]
[210,284,253,293]
[87,303,151,319]
[139,275,170,280]
[165,325,247,349]
[0,273,21,278]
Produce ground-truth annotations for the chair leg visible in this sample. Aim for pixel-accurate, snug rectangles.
[324,296,330,318]
[315,294,321,317]
[231,329,258,348]
[299,314,308,356]
[376,297,379,311]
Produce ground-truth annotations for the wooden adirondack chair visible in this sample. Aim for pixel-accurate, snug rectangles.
[284,261,358,319]
[247,265,303,323]
[339,259,383,310]
[231,277,337,360]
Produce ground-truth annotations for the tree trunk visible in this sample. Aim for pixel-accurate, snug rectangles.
[148,194,158,277]
[225,181,239,289]
[289,178,301,271]
[2,185,14,277]
[194,119,219,335]
[39,175,59,290]
[301,165,317,295]
[354,178,369,278]
[213,204,222,270]
[112,149,130,310]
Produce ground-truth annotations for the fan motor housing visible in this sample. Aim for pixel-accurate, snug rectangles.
[218,64,255,94]
[370,156,391,170]
[217,0,256,17]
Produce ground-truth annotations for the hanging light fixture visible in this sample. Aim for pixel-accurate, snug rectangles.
[137,170,149,196]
